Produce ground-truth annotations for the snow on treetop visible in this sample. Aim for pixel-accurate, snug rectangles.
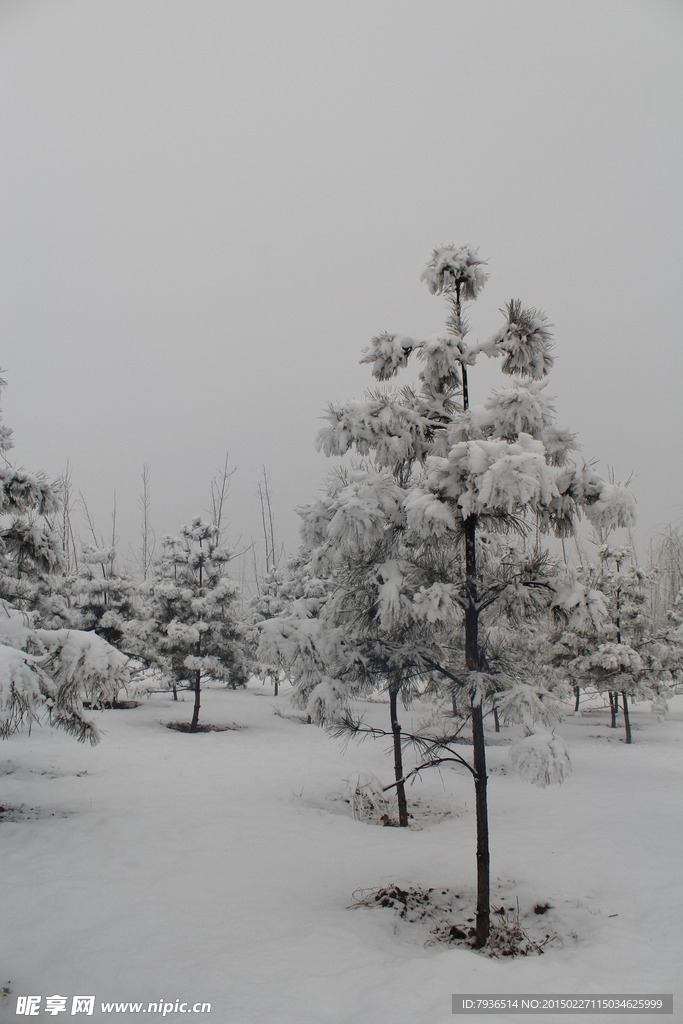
[420,245,488,299]
[180,518,219,543]
[487,300,554,379]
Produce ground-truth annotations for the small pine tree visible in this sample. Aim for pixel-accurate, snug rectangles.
[277,245,636,947]
[552,545,681,741]
[142,518,249,731]
[71,544,140,650]
[0,373,64,610]
[0,375,130,743]
[253,552,333,700]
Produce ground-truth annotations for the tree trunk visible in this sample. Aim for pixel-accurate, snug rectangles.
[609,691,617,728]
[622,692,632,744]
[389,684,409,827]
[464,519,479,671]
[573,686,580,712]
[464,513,490,948]
[274,675,279,697]
[493,706,500,733]
[190,561,204,732]
[190,669,201,732]
[172,681,178,701]
[471,701,490,949]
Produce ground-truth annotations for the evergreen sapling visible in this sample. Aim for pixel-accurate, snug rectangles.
[272,245,636,947]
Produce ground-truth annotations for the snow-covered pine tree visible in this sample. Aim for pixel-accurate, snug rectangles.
[260,551,453,797]
[283,467,455,825]
[0,602,130,743]
[71,543,140,652]
[251,555,307,697]
[299,244,635,946]
[552,544,681,741]
[0,374,63,610]
[0,376,130,742]
[141,518,249,731]
[257,550,343,715]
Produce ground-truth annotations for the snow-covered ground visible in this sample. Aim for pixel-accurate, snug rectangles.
[1,685,681,1024]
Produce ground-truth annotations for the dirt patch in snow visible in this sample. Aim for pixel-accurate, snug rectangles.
[82,700,141,709]
[0,760,89,780]
[0,804,71,823]
[349,882,607,957]
[165,721,244,733]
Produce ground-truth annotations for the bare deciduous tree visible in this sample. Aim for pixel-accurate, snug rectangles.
[138,464,156,581]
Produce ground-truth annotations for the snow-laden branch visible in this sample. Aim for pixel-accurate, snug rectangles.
[0,604,130,743]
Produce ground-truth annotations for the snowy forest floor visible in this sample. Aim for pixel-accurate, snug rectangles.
[1,684,681,1024]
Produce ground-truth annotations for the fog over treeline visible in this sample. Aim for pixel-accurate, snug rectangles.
[1,0,681,575]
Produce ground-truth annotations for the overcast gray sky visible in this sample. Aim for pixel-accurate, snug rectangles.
[1,0,681,573]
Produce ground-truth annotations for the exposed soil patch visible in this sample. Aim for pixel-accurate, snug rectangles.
[0,761,88,780]
[349,885,565,957]
[0,804,71,823]
[82,700,141,709]
[165,721,244,733]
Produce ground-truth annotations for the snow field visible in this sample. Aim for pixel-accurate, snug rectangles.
[1,686,681,1024]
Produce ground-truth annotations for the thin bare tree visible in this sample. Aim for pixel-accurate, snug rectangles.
[257,467,282,576]
[138,464,156,580]
[58,461,79,574]
[79,491,106,580]
[206,452,236,539]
